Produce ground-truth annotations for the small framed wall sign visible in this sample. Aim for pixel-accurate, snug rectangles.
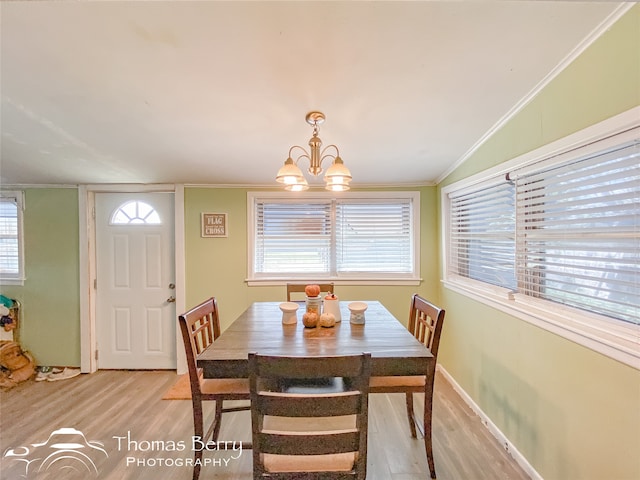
[201,213,228,238]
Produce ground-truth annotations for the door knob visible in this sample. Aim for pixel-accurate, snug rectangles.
[169,283,175,289]
[166,296,176,303]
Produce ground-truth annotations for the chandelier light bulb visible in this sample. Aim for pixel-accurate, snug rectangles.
[276,157,305,185]
[326,183,349,192]
[286,183,309,192]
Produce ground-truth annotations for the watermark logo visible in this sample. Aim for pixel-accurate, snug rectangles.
[3,427,108,479]
[4,429,244,477]
[114,431,243,468]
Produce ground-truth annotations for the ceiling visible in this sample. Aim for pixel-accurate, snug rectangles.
[0,1,627,188]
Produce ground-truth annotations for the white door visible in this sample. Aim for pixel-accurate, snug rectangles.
[95,192,176,369]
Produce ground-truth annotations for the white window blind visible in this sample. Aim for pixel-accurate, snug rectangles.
[250,193,418,280]
[449,180,516,289]
[514,140,639,325]
[0,192,23,280]
[336,200,413,273]
[255,201,332,274]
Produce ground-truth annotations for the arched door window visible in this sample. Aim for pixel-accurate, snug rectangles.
[110,201,161,225]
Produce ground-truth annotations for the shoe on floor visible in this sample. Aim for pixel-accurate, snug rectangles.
[35,367,63,382]
[47,368,81,382]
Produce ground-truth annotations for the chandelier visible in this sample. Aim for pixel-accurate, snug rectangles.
[276,111,352,191]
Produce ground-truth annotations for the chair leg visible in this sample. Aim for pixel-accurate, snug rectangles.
[193,453,202,480]
[211,400,224,442]
[192,401,204,480]
[423,388,436,479]
[405,392,418,438]
[193,400,226,480]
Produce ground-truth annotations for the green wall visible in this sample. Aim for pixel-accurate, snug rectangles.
[0,188,81,367]
[184,186,439,332]
[437,6,640,480]
[3,185,438,368]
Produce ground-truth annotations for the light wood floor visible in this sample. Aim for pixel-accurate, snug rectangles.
[0,370,531,479]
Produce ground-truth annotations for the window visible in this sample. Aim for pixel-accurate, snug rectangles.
[0,191,24,284]
[514,141,638,325]
[110,201,161,225]
[449,178,516,290]
[442,109,640,368]
[254,201,331,274]
[248,192,420,283]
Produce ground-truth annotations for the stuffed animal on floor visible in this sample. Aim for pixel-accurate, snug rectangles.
[0,340,35,389]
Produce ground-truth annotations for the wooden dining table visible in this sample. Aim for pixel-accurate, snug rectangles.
[197,301,434,379]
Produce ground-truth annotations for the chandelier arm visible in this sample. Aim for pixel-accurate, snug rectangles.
[320,144,340,157]
[319,144,340,164]
[295,153,311,164]
[288,145,311,161]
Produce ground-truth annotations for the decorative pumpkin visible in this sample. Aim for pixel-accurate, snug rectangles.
[302,312,319,328]
[305,284,321,297]
[319,312,336,328]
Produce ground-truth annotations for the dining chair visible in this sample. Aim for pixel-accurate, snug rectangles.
[369,294,445,479]
[248,352,372,480]
[178,297,252,480]
[286,282,335,301]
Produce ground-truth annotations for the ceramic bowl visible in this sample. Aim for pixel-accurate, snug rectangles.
[348,302,368,324]
[279,302,299,325]
[279,302,299,313]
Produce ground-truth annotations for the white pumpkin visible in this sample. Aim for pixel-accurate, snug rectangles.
[319,312,336,328]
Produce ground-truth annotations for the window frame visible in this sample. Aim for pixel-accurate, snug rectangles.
[247,191,421,286]
[0,190,25,285]
[441,107,640,370]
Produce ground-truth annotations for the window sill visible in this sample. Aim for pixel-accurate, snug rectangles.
[247,277,422,287]
[442,276,640,371]
[0,278,25,286]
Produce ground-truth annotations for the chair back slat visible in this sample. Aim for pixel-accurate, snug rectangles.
[408,294,445,358]
[257,430,360,456]
[258,391,362,417]
[191,316,214,355]
[256,354,363,379]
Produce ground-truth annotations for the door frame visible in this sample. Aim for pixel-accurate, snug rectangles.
[79,184,187,374]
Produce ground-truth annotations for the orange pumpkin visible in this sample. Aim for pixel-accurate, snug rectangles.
[304,284,321,297]
[302,312,318,328]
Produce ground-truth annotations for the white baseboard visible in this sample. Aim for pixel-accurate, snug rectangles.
[437,365,543,480]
